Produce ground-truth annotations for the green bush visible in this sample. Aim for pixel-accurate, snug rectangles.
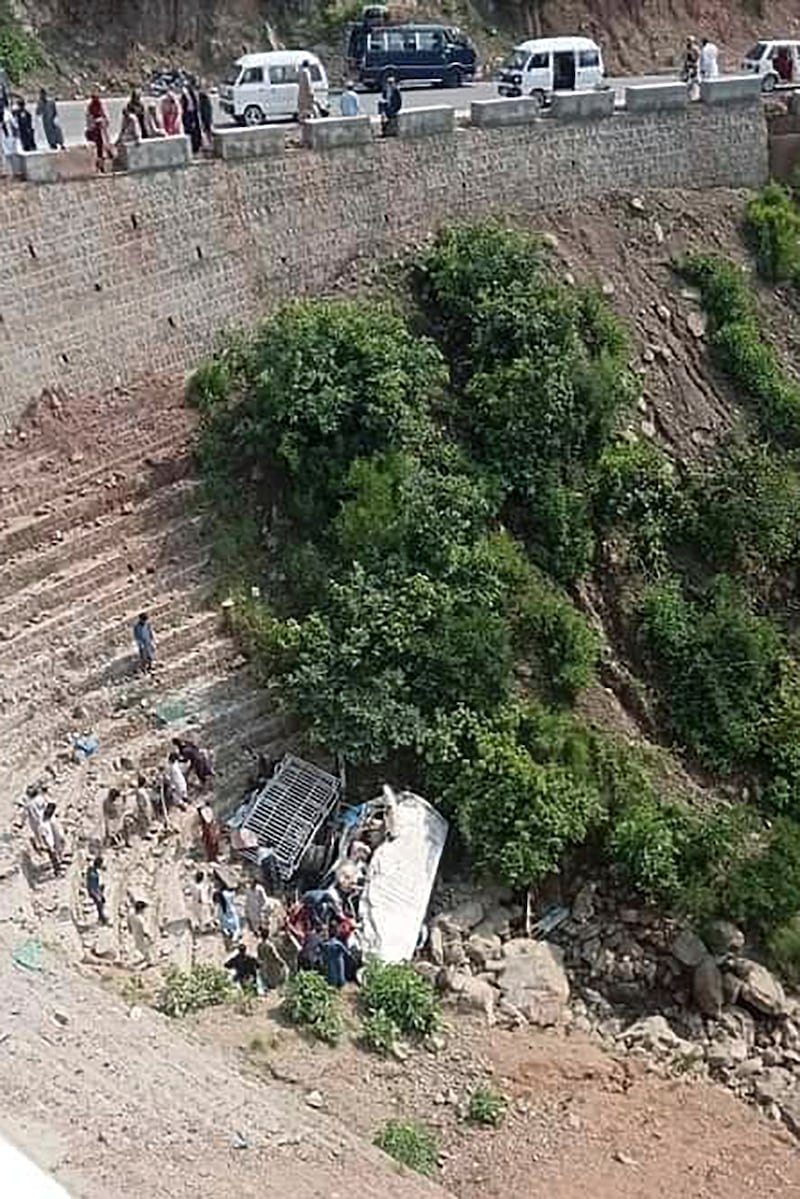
[745,182,800,283]
[689,440,800,576]
[513,574,599,697]
[639,574,784,773]
[681,254,800,446]
[768,917,800,984]
[282,971,343,1044]
[186,359,231,412]
[361,1010,399,1055]
[467,1086,508,1127]
[157,964,236,1017]
[593,440,680,573]
[0,12,42,83]
[724,817,800,931]
[360,961,440,1036]
[374,1120,439,1176]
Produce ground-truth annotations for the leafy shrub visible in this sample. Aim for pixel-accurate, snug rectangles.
[724,817,800,931]
[681,254,800,446]
[768,917,800,984]
[513,574,599,697]
[282,971,343,1044]
[745,182,800,283]
[186,359,231,412]
[360,961,440,1036]
[608,798,684,901]
[639,574,784,773]
[374,1120,439,1176]
[361,1010,399,1055]
[0,11,42,83]
[689,440,800,576]
[467,1086,508,1126]
[157,964,236,1017]
[593,440,680,573]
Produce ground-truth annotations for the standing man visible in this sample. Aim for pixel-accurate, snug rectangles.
[699,37,719,80]
[15,98,36,151]
[197,82,213,149]
[340,81,360,117]
[297,59,315,121]
[86,857,109,924]
[181,79,202,153]
[165,752,188,809]
[36,89,64,150]
[133,612,156,674]
[378,74,401,137]
[40,803,66,875]
[682,36,701,98]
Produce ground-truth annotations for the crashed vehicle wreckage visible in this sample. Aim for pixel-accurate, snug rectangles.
[226,754,448,965]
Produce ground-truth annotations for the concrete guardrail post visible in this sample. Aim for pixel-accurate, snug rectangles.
[301,115,373,149]
[700,75,763,105]
[625,82,688,112]
[213,125,287,160]
[470,97,543,128]
[116,134,191,173]
[395,106,456,138]
[550,89,615,120]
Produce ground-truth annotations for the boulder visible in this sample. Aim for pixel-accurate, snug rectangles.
[671,929,709,968]
[499,939,570,1026]
[444,898,485,933]
[620,1014,677,1050]
[571,882,597,922]
[466,934,503,972]
[722,971,743,1006]
[738,961,786,1017]
[719,1005,756,1048]
[705,920,745,954]
[472,902,521,941]
[428,923,445,966]
[754,1067,795,1106]
[706,1037,749,1068]
[693,957,724,1017]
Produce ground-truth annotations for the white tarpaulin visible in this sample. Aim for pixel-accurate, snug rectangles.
[359,789,449,963]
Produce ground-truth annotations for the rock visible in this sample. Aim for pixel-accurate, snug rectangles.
[722,971,743,1006]
[414,961,440,984]
[640,418,656,439]
[571,882,597,922]
[443,935,467,969]
[601,281,615,297]
[641,348,655,365]
[706,1037,749,1069]
[653,220,665,245]
[444,899,485,933]
[719,1006,756,1049]
[671,929,709,968]
[680,286,701,302]
[541,231,559,250]
[705,920,745,955]
[654,303,672,324]
[693,957,723,1017]
[53,1010,69,1027]
[119,756,136,772]
[620,1015,677,1051]
[754,1067,795,1106]
[428,924,445,967]
[613,1151,638,1167]
[305,1091,324,1109]
[629,196,645,212]
[466,934,502,972]
[686,311,707,339]
[563,271,576,286]
[472,903,520,941]
[499,940,569,1027]
[734,1056,764,1078]
[738,961,786,1017]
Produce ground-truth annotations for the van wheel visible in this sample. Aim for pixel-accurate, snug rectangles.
[445,66,463,88]
[762,73,777,93]
[243,104,264,126]
[530,88,546,108]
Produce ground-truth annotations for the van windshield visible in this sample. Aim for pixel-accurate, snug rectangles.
[507,48,529,69]
[222,63,241,85]
[744,42,767,61]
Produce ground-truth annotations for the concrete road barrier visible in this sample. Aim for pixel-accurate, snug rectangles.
[550,89,615,120]
[15,145,96,183]
[470,97,543,128]
[213,125,287,160]
[625,82,688,112]
[701,75,763,105]
[395,106,455,137]
[117,134,191,172]
[301,115,373,149]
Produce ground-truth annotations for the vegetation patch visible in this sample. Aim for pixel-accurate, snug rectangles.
[157,964,237,1017]
[467,1085,508,1126]
[360,960,440,1036]
[282,971,343,1044]
[374,1120,440,1176]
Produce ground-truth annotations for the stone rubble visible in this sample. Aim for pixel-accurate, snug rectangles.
[427,876,800,1139]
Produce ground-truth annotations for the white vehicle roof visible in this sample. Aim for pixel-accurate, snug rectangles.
[514,36,600,53]
[235,50,322,67]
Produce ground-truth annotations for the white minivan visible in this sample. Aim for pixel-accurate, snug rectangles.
[497,35,605,106]
[740,40,800,91]
[219,50,329,125]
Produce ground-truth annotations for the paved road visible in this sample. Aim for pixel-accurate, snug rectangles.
[42,73,674,147]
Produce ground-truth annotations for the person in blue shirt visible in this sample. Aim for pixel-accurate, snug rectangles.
[340,82,360,117]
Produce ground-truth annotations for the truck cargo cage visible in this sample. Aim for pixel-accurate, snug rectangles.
[239,754,343,881]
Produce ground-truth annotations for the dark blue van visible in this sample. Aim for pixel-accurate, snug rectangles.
[346,20,477,89]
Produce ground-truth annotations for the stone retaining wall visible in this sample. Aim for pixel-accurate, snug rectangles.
[0,99,769,426]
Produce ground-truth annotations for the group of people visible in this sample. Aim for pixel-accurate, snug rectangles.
[682,36,720,94]
[85,80,214,171]
[0,88,64,169]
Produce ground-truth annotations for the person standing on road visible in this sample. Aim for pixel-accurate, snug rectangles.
[297,59,315,121]
[0,104,16,173]
[699,38,719,80]
[340,81,360,117]
[133,611,156,673]
[85,92,112,170]
[180,80,202,153]
[160,89,183,136]
[36,89,64,150]
[86,856,109,924]
[198,82,213,148]
[378,74,401,137]
[15,98,36,151]
[682,36,701,98]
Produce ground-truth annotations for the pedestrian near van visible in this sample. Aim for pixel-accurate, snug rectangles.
[682,35,700,98]
[340,81,360,117]
[198,83,213,148]
[700,37,719,80]
[160,89,182,135]
[15,98,35,151]
[378,74,401,137]
[86,856,109,924]
[181,80,202,153]
[85,92,112,170]
[36,89,64,149]
[133,612,156,673]
[297,59,315,121]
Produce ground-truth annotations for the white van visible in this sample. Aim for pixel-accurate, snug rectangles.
[497,35,605,106]
[219,50,329,125]
[740,40,800,91]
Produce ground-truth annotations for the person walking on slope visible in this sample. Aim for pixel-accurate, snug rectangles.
[86,856,109,924]
[133,611,156,674]
[699,37,719,80]
[40,802,66,875]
